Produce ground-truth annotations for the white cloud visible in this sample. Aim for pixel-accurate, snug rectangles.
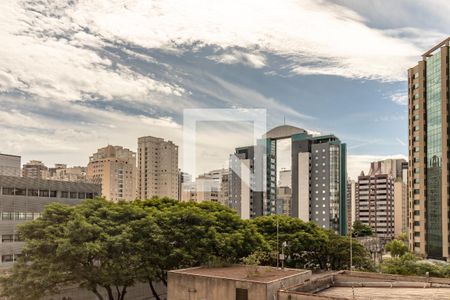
[11,0,424,82]
[347,154,407,180]
[208,50,267,68]
[390,92,408,105]
[0,1,183,102]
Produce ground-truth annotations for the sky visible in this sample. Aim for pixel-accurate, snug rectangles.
[0,0,448,179]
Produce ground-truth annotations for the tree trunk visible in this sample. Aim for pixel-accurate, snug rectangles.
[92,287,105,300]
[119,286,127,300]
[104,285,114,300]
[148,279,162,300]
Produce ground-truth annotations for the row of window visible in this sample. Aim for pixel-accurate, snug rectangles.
[1,212,41,221]
[1,234,22,243]
[0,187,97,199]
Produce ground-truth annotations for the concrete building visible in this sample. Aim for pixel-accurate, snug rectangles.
[229,125,347,234]
[279,271,450,300]
[0,175,100,268]
[137,136,179,200]
[0,154,21,177]
[182,169,230,204]
[278,169,291,188]
[169,267,450,300]
[357,172,395,240]
[47,164,87,182]
[355,159,408,240]
[408,37,450,259]
[168,266,311,300]
[87,145,137,202]
[22,160,48,179]
[276,186,292,216]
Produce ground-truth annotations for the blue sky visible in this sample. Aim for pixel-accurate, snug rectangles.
[0,0,449,179]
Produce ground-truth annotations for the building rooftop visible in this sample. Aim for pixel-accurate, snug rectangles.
[170,265,308,283]
[283,271,450,300]
[264,125,307,140]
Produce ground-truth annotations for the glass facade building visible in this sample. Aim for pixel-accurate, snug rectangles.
[408,37,450,260]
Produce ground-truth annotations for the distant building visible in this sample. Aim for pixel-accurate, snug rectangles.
[0,154,20,177]
[87,145,137,201]
[22,160,48,179]
[0,175,100,268]
[276,186,292,216]
[229,125,347,235]
[47,164,87,182]
[278,169,291,188]
[137,136,179,200]
[356,158,407,240]
[181,169,229,204]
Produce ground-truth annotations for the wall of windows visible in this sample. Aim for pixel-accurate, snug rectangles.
[0,187,96,199]
[426,51,443,258]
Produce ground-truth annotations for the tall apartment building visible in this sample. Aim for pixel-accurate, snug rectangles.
[22,160,48,179]
[0,154,21,177]
[356,159,407,240]
[357,172,395,240]
[229,125,347,234]
[137,136,179,200]
[87,145,137,202]
[0,175,100,268]
[408,37,450,259]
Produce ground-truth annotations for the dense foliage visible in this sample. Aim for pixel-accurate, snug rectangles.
[0,198,373,300]
[351,220,373,237]
[381,253,450,278]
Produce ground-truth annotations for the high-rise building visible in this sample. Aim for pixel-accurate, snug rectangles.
[229,125,347,234]
[137,136,179,200]
[86,145,137,202]
[408,37,450,259]
[356,159,407,240]
[278,169,292,188]
[0,154,21,177]
[0,175,100,267]
[22,160,48,179]
[357,172,395,240]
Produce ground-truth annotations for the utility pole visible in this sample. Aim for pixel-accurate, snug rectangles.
[277,217,279,268]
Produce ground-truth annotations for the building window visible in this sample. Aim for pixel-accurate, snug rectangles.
[236,288,248,300]
[2,255,13,263]
[1,212,13,220]
[2,235,13,243]
[1,188,14,196]
[27,189,38,196]
[39,190,49,197]
[61,191,69,198]
[70,192,78,199]
[50,191,57,198]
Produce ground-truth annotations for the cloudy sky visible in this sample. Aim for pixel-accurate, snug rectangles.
[0,0,448,179]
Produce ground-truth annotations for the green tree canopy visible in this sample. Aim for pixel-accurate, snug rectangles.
[385,239,409,258]
[250,215,374,271]
[352,220,373,237]
[1,198,266,300]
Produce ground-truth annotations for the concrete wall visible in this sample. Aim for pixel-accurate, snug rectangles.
[167,273,267,300]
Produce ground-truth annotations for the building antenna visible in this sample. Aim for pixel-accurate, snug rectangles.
[283,116,286,125]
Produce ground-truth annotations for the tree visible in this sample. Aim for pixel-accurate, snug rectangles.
[385,239,409,258]
[250,215,374,271]
[1,199,150,300]
[138,199,267,295]
[352,220,373,237]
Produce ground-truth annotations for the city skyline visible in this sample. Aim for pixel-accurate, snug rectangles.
[2,1,449,180]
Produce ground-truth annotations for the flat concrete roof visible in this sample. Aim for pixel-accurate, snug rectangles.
[318,287,450,299]
[170,266,309,284]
